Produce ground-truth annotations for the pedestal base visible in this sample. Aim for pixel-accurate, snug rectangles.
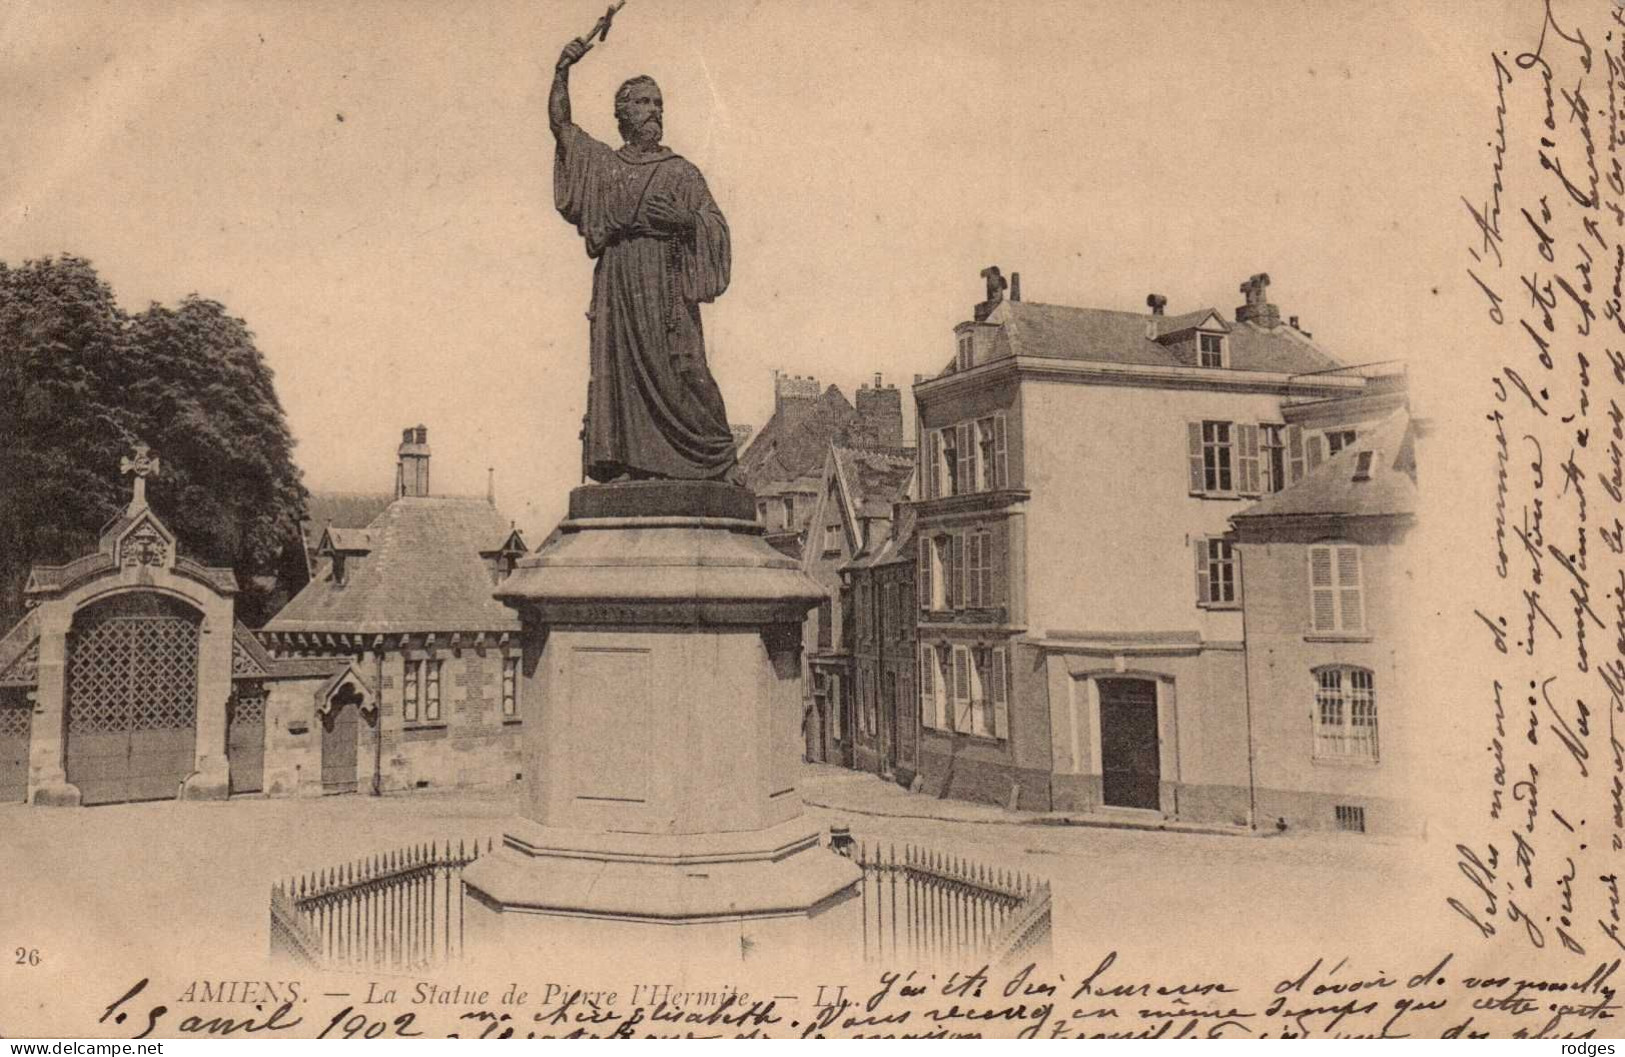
[462,819,862,971]
[181,757,230,801]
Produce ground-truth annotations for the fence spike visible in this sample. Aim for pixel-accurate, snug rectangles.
[459,838,466,858]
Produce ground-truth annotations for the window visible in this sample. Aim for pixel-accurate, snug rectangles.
[1192,422,1306,496]
[1353,450,1375,481]
[1195,537,1240,607]
[966,531,995,608]
[920,643,948,730]
[1202,421,1233,492]
[975,415,1009,491]
[1314,667,1379,762]
[823,520,842,556]
[783,496,795,526]
[1309,543,1365,632]
[1261,425,1288,494]
[1326,429,1357,456]
[956,423,977,497]
[941,428,960,496]
[502,656,520,718]
[957,333,974,372]
[403,659,421,722]
[1198,332,1225,368]
[425,659,442,722]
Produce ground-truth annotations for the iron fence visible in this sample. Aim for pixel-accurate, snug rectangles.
[270,838,490,970]
[848,841,1052,966]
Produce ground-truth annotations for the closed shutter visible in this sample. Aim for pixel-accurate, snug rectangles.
[933,649,949,730]
[952,646,972,733]
[830,674,842,739]
[1337,545,1364,630]
[958,423,974,497]
[1194,538,1211,606]
[992,647,1009,740]
[928,431,941,499]
[1307,433,1325,472]
[1232,541,1244,606]
[1310,545,1337,631]
[918,537,932,609]
[919,644,935,729]
[1237,424,1261,495]
[950,534,963,610]
[977,532,993,608]
[994,412,1009,488]
[1187,422,1205,494]
[1286,425,1306,484]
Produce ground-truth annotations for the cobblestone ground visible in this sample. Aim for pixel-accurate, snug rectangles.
[0,763,1429,1026]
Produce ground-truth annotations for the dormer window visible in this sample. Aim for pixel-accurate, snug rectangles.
[957,333,974,372]
[1198,332,1226,368]
[331,554,348,586]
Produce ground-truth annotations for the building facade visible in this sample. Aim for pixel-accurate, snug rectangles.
[841,503,919,786]
[260,427,528,796]
[910,270,1406,825]
[1231,410,1418,834]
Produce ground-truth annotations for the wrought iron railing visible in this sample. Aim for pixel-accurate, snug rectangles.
[269,838,490,970]
[847,841,1051,966]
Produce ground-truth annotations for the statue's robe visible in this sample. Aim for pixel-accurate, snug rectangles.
[554,121,737,483]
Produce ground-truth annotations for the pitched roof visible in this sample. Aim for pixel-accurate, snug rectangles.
[301,492,394,548]
[740,385,859,491]
[953,300,1345,376]
[1233,411,1416,520]
[832,444,916,567]
[266,496,520,634]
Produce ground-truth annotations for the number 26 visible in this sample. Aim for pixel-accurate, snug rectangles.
[14,947,40,966]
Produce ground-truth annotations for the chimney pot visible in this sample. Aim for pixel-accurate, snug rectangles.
[1010,272,1022,302]
[1146,293,1168,316]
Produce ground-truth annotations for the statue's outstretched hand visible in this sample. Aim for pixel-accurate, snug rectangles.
[557,37,591,70]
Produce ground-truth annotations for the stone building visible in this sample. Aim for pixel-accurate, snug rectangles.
[840,498,919,785]
[0,444,370,806]
[800,441,915,767]
[740,371,905,557]
[260,426,528,795]
[1230,409,1419,834]
[910,269,1401,823]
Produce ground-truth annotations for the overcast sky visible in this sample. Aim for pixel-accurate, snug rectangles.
[0,0,1507,537]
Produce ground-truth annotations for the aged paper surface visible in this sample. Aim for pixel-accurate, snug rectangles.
[0,0,1621,1040]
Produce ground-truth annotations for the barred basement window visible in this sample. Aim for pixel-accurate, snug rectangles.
[403,659,421,722]
[502,656,519,718]
[1314,666,1378,762]
[1335,805,1367,833]
[425,659,442,722]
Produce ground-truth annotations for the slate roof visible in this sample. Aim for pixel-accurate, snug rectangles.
[832,444,916,569]
[739,385,859,491]
[1233,411,1416,520]
[945,300,1345,376]
[266,496,520,634]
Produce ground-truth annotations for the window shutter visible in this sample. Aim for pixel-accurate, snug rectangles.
[952,646,972,732]
[950,533,964,610]
[1237,424,1261,495]
[1337,545,1364,631]
[994,412,1009,488]
[830,674,842,739]
[978,532,993,609]
[928,431,941,499]
[1307,433,1325,472]
[1194,537,1211,606]
[1187,422,1205,494]
[1232,541,1244,606]
[918,537,931,609]
[934,648,949,730]
[1310,545,1336,631]
[992,647,1009,740]
[1286,425,1306,484]
[919,644,935,729]
[958,423,974,495]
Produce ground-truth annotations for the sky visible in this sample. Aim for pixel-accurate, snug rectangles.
[0,0,1509,538]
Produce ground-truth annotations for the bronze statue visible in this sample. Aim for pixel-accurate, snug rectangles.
[550,27,739,485]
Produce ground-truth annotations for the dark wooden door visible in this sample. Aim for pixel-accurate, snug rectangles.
[321,698,358,794]
[0,693,30,802]
[227,686,266,795]
[66,603,199,806]
[1099,678,1160,810]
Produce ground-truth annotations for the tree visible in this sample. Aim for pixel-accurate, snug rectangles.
[0,256,308,629]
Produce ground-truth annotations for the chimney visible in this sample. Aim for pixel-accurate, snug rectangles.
[1010,272,1022,302]
[855,375,904,447]
[1146,293,1167,316]
[1235,272,1281,328]
[486,466,495,506]
[397,424,431,498]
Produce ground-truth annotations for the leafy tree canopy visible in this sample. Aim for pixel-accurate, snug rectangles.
[0,255,309,627]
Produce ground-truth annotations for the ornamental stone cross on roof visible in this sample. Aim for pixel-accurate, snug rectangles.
[120,442,160,511]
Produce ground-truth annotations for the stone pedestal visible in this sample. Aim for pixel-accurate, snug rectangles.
[462,481,861,968]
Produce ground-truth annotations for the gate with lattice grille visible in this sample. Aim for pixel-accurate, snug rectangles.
[66,597,200,806]
[228,685,266,795]
[0,690,30,802]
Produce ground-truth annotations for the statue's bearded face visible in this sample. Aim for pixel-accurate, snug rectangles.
[615,77,663,149]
